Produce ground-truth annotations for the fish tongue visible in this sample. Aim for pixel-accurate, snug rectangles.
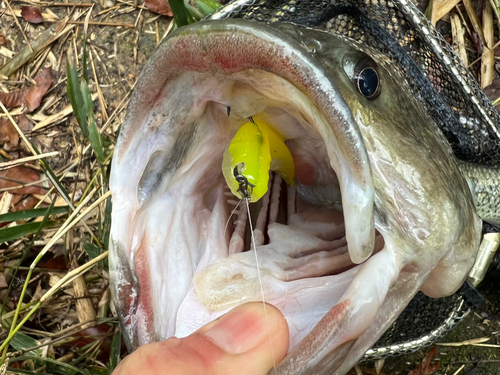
[275,248,399,374]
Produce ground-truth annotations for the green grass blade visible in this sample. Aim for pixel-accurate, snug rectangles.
[170,0,193,27]
[1,200,56,332]
[82,38,88,83]
[195,0,221,17]
[425,0,433,21]
[9,356,90,375]
[82,242,107,268]
[88,122,104,164]
[107,326,121,374]
[0,206,69,224]
[102,198,111,249]
[66,61,88,138]
[0,221,56,243]
[82,242,101,259]
[185,3,203,21]
[30,143,73,208]
[81,81,104,164]
[6,369,55,375]
[10,332,43,357]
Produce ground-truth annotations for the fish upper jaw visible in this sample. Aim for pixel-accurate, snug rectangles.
[112,18,375,266]
[109,19,482,374]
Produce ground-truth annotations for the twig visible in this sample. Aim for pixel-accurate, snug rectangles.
[0,188,108,362]
[0,100,73,208]
[47,20,136,28]
[90,49,108,122]
[431,0,461,25]
[33,187,101,262]
[463,0,486,46]
[44,2,94,6]
[451,14,468,66]
[0,251,108,354]
[155,20,160,46]
[160,18,175,44]
[0,177,48,192]
[0,151,59,171]
[99,79,136,134]
[452,364,465,375]
[488,0,500,35]
[482,1,495,88]
[95,4,121,16]
[436,337,493,347]
[10,318,116,356]
[41,250,109,303]
[0,18,74,77]
[32,92,99,131]
[4,0,33,53]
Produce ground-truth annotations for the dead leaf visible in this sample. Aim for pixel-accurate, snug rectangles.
[21,6,43,24]
[0,90,25,108]
[0,68,52,112]
[13,194,39,211]
[42,254,68,271]
[0,117,19,146]
[0,115,34,147]
[407,347,440,375]
[0,166,47,195]
[0,272,7,288]
[145,0,173,16]
[25,68,52,111]
[0,33,7,45]
[17,114,33,132]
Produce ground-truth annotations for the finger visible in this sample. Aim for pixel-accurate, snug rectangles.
[113,302,289,375]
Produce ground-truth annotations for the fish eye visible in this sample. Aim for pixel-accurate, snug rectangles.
[356,67,380,99]
[343,53,382,100]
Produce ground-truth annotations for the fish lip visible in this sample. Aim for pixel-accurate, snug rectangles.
[109,17,375,361]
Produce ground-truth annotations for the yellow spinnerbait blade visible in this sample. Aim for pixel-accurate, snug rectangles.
[222,121,271,202]
[222,118,295,203]
[257,120,295,187]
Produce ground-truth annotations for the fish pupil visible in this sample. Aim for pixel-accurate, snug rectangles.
[357,67,380,99]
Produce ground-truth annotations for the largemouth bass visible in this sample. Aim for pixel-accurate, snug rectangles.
[109,0,500,373]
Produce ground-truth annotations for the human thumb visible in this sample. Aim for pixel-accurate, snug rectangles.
[112,302,289,375]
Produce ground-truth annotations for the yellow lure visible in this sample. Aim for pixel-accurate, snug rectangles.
[222,118,295,202]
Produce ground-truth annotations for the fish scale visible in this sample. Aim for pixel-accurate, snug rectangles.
[210,0,500,165]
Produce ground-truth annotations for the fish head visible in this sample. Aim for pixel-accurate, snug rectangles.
[109,19,482,374]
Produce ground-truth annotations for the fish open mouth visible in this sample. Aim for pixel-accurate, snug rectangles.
[109,19,480,373]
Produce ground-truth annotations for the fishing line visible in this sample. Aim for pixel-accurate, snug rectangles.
[245,197,277,373]
[224,196,243,238]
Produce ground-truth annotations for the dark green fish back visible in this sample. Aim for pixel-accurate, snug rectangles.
[210,0,500,165]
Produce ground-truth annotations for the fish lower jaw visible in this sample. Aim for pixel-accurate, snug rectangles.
[181,172,386,348]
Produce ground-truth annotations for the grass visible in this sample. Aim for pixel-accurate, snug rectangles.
[0,1,220,373]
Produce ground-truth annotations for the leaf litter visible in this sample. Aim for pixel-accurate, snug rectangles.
[0,1,499,375]
[0,67,52,112]
[20,6,43,25]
